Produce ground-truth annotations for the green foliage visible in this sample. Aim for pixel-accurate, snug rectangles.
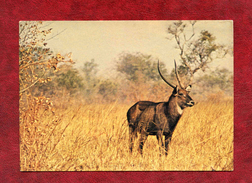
[170,64,190,81]
[98,79,118,102]
[81,59,99,97]
[167,21,230,83]
[116,52,168,83]
[80,60,119,103]
[82,59,98,81]
[98,79,117,95]
[186,30,222,68]
[196,68,233,95]
[57,66,83,94]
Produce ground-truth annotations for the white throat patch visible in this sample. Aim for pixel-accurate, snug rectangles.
[177,104,183,115]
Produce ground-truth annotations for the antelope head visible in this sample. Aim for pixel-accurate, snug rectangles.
[158,60,195,109]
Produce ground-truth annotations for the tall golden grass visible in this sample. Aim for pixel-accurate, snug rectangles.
[20,96,233,171]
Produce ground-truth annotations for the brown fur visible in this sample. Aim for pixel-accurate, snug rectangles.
[127,86,194,155]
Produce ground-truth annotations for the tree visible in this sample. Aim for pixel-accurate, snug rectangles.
[82,59,98,81]
[19,21,73,96]
[56,65,84,95]
[167,21,231,85]
[116,52,168,83]
[81,59,99,97]
[197,68,233,93]
[115,52,172,102]
[19,22,75,171]
[98,79,118,102]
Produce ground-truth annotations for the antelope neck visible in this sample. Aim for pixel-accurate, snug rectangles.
[167,96,183,116]
[176,104,183,115]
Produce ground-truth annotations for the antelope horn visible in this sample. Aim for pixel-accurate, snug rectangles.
[158,60,176,88]
[174,60,184,89]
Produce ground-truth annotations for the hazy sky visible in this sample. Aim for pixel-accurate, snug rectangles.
[44,20,233,76]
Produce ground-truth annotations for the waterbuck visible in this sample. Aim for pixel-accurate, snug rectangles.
[127,60,195,156]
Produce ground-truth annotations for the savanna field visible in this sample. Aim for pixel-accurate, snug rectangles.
[20,96,233,171]
[19,21,234,172]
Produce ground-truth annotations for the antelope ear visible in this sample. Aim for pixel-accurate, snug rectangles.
[173,86,179,95]
[186,85,192,92]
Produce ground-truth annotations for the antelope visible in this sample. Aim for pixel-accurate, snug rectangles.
[127,60,195,156]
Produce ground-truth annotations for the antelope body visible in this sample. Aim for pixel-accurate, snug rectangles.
[127,60,195,155]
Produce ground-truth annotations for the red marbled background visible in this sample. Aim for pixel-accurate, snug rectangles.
[1,0,251,182]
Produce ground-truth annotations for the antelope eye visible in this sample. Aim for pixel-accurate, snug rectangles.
[179,93,184,96]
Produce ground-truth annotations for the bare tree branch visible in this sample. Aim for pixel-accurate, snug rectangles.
[19,70,46,94]
[46,28,67,41]
[167,21,228,84]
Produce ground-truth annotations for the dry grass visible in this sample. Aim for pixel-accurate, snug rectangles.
[20,98,233,171]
